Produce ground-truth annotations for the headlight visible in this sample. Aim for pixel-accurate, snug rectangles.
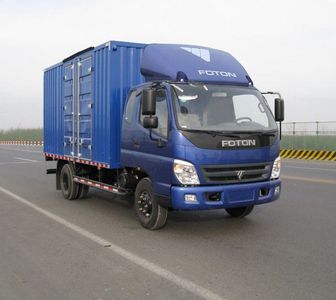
[173,159,200,185]
[271,156,281,179]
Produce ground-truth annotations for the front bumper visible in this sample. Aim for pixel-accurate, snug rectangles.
[171,179,281,210]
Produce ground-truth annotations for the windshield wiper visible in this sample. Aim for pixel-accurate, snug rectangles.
[181,129,242,138]
[240,131,277,138]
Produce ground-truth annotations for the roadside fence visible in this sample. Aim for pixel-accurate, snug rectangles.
[281,121,336,151]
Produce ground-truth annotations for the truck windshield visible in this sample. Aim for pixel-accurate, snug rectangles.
[171,83,277,132]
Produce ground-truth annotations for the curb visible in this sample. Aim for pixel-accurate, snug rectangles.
[0,141,44,146]
[280,149,336,161]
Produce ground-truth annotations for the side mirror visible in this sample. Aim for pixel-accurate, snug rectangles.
[143,116,158,129]
[142,89,156,115]
[274,98,284,122]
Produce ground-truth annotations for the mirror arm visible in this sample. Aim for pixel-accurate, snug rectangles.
[261,91,282,98]
[149,128,155,141]
[147,114,158,142]
[147,114,165,147]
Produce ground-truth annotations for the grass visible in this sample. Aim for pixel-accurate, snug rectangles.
[281,135,336,151]
[0,128,43,141]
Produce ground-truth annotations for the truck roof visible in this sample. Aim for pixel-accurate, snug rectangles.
[44,41,252,87]
[141,44,252,86]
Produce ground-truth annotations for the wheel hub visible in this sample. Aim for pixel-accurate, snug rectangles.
[138,191,152,218]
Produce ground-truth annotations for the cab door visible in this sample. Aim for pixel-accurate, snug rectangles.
[121,89,141,167]
[136,88,173,196]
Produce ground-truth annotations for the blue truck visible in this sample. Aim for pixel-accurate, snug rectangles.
[44,41,284,230]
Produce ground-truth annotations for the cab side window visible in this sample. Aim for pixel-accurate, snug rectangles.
[140,89,169,138]
[125,90,138,123]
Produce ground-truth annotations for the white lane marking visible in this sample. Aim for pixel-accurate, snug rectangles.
[283,165,336,172]
[0,147,41,153]
[0,186,225,300]
[13,157,38,163]
[282,175,336,185]
[0,161,44,166]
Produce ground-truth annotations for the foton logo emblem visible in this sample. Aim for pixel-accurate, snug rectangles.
[236,170,245,180]
[198,70,237,77]
[181,47,211,62]
[221,140,256,147]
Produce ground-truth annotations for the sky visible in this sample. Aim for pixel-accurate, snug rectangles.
[0,0,335,129]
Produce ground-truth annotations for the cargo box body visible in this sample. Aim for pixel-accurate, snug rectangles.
[44,41,146,168]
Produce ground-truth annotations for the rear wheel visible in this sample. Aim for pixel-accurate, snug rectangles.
[225,205,254,218]
[60,164,79,200]
[134,178,168,230]
[77,184,89,199]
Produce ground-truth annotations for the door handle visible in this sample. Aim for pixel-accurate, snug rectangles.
[133,140,140,148]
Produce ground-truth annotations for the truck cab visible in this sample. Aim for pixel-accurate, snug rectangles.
[120,44,284,229]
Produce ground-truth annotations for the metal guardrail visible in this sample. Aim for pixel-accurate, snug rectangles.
[282,121,336,136]
[281,121,336,151]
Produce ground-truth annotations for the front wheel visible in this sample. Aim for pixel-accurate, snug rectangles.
[225,205,254,218]
[134,178,168,230]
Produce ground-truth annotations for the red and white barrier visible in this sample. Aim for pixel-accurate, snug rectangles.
[0,141,44,146]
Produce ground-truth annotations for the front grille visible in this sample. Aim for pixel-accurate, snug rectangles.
[201,162,271,184]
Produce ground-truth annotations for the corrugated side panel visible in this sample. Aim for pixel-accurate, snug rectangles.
[43,64,64,155]
[92,45,111,165]
[92,42,145,168]
[110,42,145,167]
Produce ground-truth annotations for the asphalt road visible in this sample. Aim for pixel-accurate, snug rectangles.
[0,145,335,300]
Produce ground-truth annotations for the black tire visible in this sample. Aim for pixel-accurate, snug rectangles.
[134,178,168,230]
[60,164,79,200]
[225,205,254,218]
[77,184,89,199]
